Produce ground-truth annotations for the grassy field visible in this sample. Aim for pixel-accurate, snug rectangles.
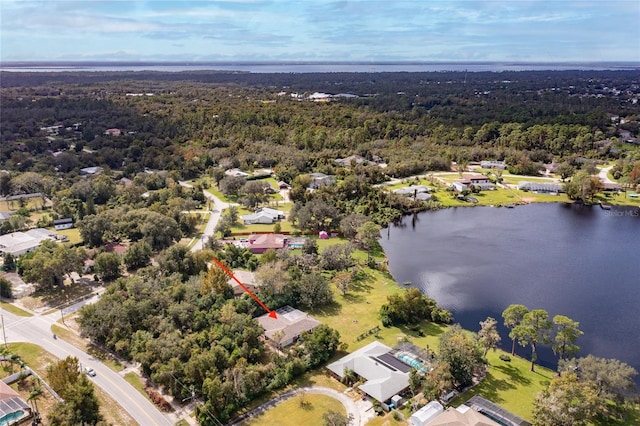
[52,227,83,245]
[450,350,554,421]
[310,266,447,354]
[0,197,50,212]
[244,393,346,426]
[595,191,640,207]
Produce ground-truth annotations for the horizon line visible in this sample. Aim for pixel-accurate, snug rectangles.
[2,60,640,66]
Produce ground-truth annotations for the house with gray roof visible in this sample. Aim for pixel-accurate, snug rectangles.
[308,172,336,189]
[257,306,321,347]
[518,182,563,194]
[327,341,412,403]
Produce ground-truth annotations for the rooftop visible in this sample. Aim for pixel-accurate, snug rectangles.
[256,305,321,346]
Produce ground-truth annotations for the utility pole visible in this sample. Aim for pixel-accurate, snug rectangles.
[1,312,7,349]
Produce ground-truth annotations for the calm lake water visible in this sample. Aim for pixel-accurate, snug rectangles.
[380,203,640,376]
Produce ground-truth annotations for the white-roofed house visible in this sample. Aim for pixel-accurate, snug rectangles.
[0,228,62,257]
[327,341,412,403]
[241,208,284,225]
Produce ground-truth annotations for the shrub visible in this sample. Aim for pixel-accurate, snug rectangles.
[499,354,511,362]
[0,277,12,299]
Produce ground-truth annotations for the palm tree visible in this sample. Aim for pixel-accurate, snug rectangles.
[28,385,43,424]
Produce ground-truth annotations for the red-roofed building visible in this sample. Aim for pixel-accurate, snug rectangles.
[104,242,128,256]
[248,233,287,253]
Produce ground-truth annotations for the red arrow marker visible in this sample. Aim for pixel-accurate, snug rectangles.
[211,256,277,319]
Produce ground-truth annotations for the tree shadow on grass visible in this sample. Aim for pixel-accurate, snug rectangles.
[342,292,365,304]
[492,362,532,386]
[458,371,515,405]
[350,280,373,296]
[311,301,342,317]
[397,321,447,340]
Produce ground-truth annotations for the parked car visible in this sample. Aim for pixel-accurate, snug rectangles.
[84,366,96,377]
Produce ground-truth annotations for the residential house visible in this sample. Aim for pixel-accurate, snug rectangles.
[327,341,413,403]
[0,380,31,425]
[543,162,559,175]
[452,181,468,192]
[241,208,284,225]
[247,233,287,253]
[308,172,336,189]
[462,395,531,426]
[454,174,495,191]
[480,160,506,170]
[104,128,122,137]
[277,181,291,189]
[393,185,432,200]
[335,155,367,167]
[467,174,491,185]
[80,166,104,175]
[425,406,500,426]
[0,228,62,257]
[227,269,258,298]
[257,305,321,347]
[53,218,73,230]
[518,182,563,194]
[602,182,622,192]
[224,168,249,178]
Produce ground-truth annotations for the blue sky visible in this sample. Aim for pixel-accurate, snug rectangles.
[1,0,639,62]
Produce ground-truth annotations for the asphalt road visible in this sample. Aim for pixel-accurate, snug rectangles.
[189,189,229,253]
[2,304,173,426]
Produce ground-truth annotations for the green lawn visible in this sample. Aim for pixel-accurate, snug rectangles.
[310,267,446,354]
[124,371,154,403]
[450,350,555,421]
[595,192,640,207]
[53,227,83,245]
[243,393,346,426]
[0,301,32,316]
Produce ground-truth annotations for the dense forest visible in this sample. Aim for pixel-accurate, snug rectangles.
[1,70,639,184]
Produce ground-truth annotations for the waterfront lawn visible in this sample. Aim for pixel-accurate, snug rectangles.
[244,393,346,426]
[450,350,555,422]
[311,268,447,353]
[596,192,640,207]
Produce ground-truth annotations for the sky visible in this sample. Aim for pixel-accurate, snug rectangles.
[1,0,639,63]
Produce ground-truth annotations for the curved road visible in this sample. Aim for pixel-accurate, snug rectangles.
[229,386,364,426]
[2,304,173,425]
[179,183,229,252]
[598,165,615,184]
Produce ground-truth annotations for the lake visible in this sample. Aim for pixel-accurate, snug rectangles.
[380,203,640,377]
